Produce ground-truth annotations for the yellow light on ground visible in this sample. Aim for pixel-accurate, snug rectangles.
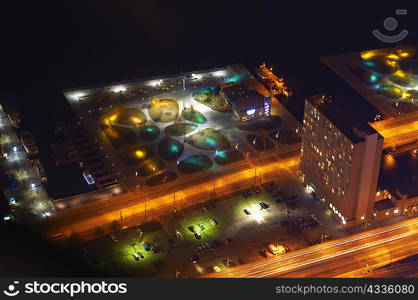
[383,154,396,169]
[135,150,145,158]
[399,51,410,58]
[386,60,397,67]
[130,116,142,125]
[360,51,376,60]
[387,54,399,60]
[394,70,407,77]
[104,113,119,126]
[109,114,118,122]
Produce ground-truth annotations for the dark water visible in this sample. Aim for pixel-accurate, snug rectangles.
[1,1,417,124]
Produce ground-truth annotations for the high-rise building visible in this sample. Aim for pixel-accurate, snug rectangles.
[300,94,383,227]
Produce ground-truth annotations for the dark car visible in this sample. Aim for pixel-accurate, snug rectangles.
[141,243,151,251]
[194,233,201,240]
[188,225,196,233]
[150,245,160,253]
[243,209,252,215]
[280,221,290,226]
[190,255,200,264]
[259,202,269,210]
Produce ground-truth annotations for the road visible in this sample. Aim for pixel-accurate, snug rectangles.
[203,218,418,278]
[370,111,418,149]
[41,153,300,241]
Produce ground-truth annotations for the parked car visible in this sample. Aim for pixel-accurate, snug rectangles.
[150,245,160,253]
[243,208,252,215]
[141,243,151,251]
[210,219,218,226]
[110,233,118,242]
[198,223,205,231]
[190,255,200,264]
[259,202,269,210]
[212,265,221,272]
[310,214,324,226]
[280,221,290,226]
[268,243,279,255]
[133,253,140,261]
[194,233,201,240]
[188,225,196,233]
[260,248,273,258]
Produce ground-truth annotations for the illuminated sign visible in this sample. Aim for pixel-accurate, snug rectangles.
[264,96,271,116]
[246,108,256,115]
[83,171,95,185]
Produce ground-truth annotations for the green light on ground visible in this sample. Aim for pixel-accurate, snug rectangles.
[145,127,154,132]
[216,151,226,159]
[224,74,241,83]
[364,61,376,68]
[169,143,179,153]
[370,74,379,83]
[206,137,217,146]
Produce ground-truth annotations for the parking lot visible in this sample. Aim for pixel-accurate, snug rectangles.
[77,166,350,277]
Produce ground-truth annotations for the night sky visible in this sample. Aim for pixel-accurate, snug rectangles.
[1,1,417,107]
[0,0,417,276]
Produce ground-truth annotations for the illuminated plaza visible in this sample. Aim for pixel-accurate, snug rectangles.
[61,65,297,202]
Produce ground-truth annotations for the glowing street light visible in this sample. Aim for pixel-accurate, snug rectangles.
[111,85,127,93]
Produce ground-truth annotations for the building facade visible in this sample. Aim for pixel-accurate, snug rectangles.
[300,95,383,227]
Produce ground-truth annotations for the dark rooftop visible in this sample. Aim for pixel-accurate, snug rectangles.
[306,85,381,143]
[222,82,265,113]
[374,198,396,211]
[302,53,383,143]
[378,152,418,199]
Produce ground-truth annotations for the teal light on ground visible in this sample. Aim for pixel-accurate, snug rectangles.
[169,143,179,153]
[363,61,376,68]
[206,137,217,146]
[216,151,226,159]
[145,127,154,132]
[187,156,204,166]
[224,74,241,83]
[370,73,379,83]
[198,89,211,95]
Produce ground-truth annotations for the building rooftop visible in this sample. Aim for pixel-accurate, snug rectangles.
[322,45,418,118]
[378,152,418,199]
[222,82,265,114]
[306,86,381,143]
[374,198,396,211]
